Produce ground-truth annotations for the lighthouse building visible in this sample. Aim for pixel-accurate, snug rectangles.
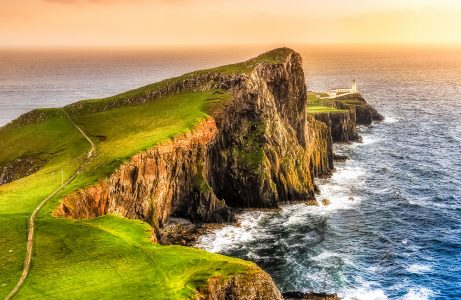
[326,80,358,98]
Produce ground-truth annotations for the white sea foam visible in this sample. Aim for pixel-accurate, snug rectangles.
[402,287,434,300]
[342,286,388,300]
[358,135,379,146]
[310,250,340,262]
[196,210,271,252]
[384,116,399,124]
[315,164,365,211]
[406,263,432,274]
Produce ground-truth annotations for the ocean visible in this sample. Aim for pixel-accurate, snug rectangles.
[1,46,460,300]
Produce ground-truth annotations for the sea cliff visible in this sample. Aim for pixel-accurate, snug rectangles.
[56,48,333,232]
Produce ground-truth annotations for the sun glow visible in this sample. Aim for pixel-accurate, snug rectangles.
[1,0,461,47]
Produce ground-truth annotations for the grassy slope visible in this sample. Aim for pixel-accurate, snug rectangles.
[0,110,88,295]
[15,215,254,299]
[0,48,293,299]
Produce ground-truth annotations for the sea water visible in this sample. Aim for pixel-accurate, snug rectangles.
[1,46,460,300]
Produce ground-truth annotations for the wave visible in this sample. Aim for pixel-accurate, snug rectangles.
[342,280,388,300]
[384,116,399,124]
[196,210,269,252]
[402,287,434,300]
[357,135,379,146]
[342,289,388,300]
[405,263,432,274]
[316,164,365,211]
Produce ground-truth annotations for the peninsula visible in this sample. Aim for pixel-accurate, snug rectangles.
[0,48,382,299]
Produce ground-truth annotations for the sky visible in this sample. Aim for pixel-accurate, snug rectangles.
[1,0,461,48]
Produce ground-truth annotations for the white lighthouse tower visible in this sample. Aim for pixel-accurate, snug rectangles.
[352,79,358,93]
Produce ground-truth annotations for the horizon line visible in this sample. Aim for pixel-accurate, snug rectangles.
[2,42,461,51]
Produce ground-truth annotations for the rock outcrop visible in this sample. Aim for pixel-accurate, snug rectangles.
[197,268,283,300]
[283,291,340,300]
[333,93,384,125]
[56,119,232,233]
[0,156,47,186]
[56,48,334,230]
[310,93,383,143]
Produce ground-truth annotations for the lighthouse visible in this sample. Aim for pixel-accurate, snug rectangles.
[352,79,358,93]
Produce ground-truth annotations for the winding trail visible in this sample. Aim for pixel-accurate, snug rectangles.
[4,109,95,300]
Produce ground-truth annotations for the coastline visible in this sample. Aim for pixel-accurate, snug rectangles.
[195,119,383,299]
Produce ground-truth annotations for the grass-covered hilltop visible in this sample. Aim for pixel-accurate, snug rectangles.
[0,48,381,299]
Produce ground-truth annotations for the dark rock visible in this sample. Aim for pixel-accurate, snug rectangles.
[333,93,384,125]
[311,110,359,143]
[0,156,47,186]
[333,154,348,161]
[158,218,227,246]
[305,199,319,206]
[283,291,340,300]
[321,199,331,206]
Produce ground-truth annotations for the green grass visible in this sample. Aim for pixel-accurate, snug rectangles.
[0,111,89,296]
[307,105,347,113]
[0,48,291,298]
[306,92,349,114]
[337,98,366,105]
[14,215,254,300]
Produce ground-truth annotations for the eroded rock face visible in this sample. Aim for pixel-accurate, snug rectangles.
[56,48,334,233]
[209,51,331,208]
[311,111,358,143]
[310,93,383,143]
[196,268,283,300]
[56,119,232,231]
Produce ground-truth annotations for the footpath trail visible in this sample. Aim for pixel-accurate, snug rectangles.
[4,109,95,300]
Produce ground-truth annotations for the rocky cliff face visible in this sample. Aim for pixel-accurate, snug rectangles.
[56,48,334,230]
[208,51,328,208]
[56,119,232,232]
[310,110,358,143]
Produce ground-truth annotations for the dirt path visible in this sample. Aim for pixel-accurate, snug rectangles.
[4,109,95,300]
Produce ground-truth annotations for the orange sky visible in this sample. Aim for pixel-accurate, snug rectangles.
[1,0,461,47]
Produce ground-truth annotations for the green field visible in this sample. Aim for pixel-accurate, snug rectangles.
[306,92,347,114]
[14,215,255,299]
[0,110,89,295]
[307,105,346,113]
